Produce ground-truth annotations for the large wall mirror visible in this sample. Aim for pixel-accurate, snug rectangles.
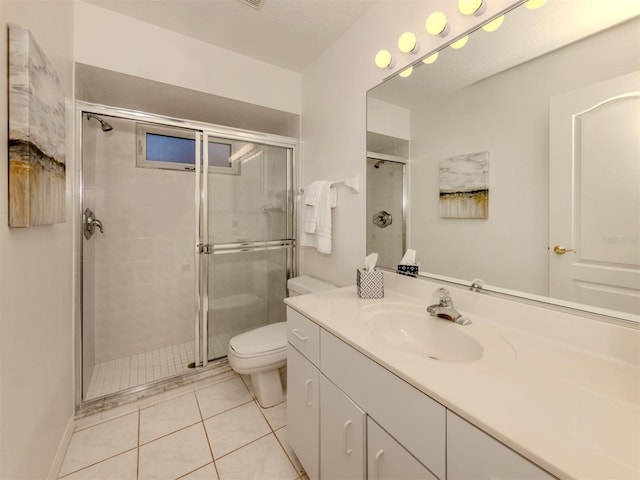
[367,1,640,321]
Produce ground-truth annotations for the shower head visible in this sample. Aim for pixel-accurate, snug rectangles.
[374,160,385,169]
[86,113,113,132]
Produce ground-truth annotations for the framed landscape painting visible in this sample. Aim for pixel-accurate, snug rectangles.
[439,152,489,219]
[8,23,66,227]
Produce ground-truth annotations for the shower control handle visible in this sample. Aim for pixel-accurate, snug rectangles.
[83,208,104,240]
[373,210,393,228]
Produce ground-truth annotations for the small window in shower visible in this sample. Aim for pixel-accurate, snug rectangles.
[136,123,239,174]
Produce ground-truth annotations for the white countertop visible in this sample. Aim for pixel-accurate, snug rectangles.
[284,284,640,480]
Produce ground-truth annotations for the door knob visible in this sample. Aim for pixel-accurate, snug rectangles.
[553,245,576,255]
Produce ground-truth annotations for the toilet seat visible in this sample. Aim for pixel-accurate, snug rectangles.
[228,322,287,375]
[229,322,286,357]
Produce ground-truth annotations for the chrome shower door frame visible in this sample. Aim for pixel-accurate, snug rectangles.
[75,101,298,410]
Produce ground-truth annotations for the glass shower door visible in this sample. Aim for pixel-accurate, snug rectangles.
[201,136,293,362]
[81,113,198,401]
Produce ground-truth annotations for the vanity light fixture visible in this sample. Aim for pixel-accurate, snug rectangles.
[426,12,450,37]
[482,15,504,32]
[525,0,546,9]
[458,0,486,16]
[451,35,469,49]
[422,52,439,64]
[398,66,414,78]
[374,49,394,69]
[398,32,419,54]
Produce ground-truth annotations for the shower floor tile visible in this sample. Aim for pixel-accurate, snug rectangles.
[86,341,196,400]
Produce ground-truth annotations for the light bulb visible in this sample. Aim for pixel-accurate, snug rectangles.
[458,0,485,16]
[525,0,546,9]
[398,32,419,54]
[451,36,469,49]
[426,12,450,37]
[399,66,414,78]
[422,52,439,65]
[374,49,393,69]
[482,15,504,32]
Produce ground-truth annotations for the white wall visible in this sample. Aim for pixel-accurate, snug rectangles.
[367,97,410,140]
[74,1,301,115]
[300,0,522,286]
[409,18,639,296]
[0,1,75,478]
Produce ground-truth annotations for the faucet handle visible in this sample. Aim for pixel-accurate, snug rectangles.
[433,288,452,306]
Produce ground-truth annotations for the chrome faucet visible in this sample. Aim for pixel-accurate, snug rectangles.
[427,288,472,326]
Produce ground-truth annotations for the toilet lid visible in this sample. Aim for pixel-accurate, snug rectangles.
[229,322,286,356]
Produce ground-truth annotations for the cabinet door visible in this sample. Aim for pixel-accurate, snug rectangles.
[322,330,446,479]
[447,412,554,480]
[320,375,366,480]
[367,418,438,480]
[287,346,320,480]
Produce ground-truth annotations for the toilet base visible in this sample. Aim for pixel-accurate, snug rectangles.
[252,368,284,408]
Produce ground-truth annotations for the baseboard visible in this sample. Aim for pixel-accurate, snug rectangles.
[47,415,74,480]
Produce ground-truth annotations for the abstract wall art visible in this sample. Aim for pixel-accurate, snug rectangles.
[8,23,66,227]
[439,151,489,219]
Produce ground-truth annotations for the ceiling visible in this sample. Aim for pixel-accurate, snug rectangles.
[84,0,378,72]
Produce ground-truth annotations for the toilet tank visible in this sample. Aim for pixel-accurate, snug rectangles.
[287,275,336,297]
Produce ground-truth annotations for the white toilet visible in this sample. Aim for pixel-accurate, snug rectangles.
[227,275,335,407]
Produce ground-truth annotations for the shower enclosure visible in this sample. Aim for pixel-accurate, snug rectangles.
[77,103,295,405]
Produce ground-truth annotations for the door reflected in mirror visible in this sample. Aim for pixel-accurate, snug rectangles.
[366,2,640,318]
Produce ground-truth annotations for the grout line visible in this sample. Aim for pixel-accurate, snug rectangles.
[194,393,221,480]
[199,398,255,423]
[74,410,138,433]
[56,447,138,479]
[213,431,273,461]
[273,423,302,476]
[175,462,216,479]
[138,420,203,447]
[136,408,141,480]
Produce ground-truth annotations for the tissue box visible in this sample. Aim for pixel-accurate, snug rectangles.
[397,264,419,277]
[357,268,384,299]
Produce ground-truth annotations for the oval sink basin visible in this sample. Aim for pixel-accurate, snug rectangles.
[356,303,514,364]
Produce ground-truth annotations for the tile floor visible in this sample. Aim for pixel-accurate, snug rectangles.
[61,375,306,479]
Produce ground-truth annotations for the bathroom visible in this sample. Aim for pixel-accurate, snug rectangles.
[1,0,638,479]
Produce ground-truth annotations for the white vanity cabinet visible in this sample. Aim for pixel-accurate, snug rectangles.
[447,412,554,480]
[287,307,553,480]
[287,309,322,480]
[320,375,366,479]
[368,418,438,480]
[287,346,320,480]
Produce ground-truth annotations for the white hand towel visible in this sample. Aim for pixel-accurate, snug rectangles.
[300,181,335,254]
[303,181,324,233]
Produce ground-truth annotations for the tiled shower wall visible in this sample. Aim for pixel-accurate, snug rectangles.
[86,117,196,364]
